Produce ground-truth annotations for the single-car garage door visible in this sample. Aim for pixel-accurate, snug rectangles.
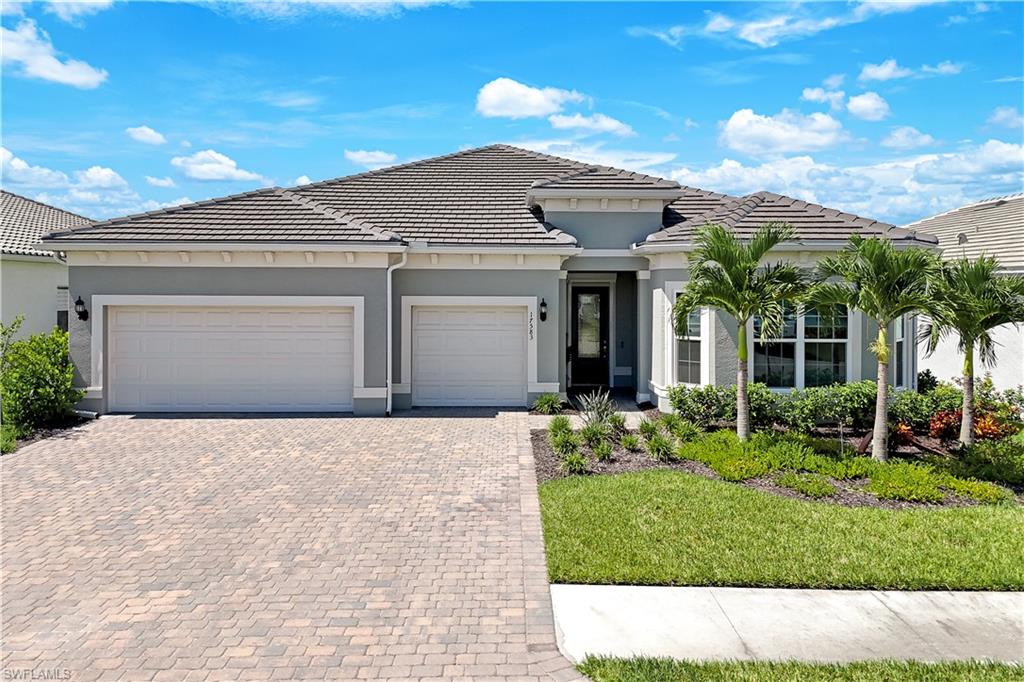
[108,306,354,412]
[412,306,527,407]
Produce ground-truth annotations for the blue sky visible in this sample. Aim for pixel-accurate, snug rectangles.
[2,1,1022,224]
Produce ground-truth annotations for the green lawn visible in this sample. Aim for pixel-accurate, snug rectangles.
[577,657,1021,681]
[539,470,1024,590]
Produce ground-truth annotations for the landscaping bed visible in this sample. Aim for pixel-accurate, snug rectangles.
[577,657,1022,682]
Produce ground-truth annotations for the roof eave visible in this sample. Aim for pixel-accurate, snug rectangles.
[36,240,409,253]
[526,188,684,205]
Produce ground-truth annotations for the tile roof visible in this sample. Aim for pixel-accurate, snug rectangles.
[530,166,680,191]
[646,191,938,245]
[43,188,401,243]
[903,194,1024,270]
[1,190,91,257]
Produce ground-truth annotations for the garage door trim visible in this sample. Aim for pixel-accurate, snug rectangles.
[90,295,366,402]
[399,296,546,399]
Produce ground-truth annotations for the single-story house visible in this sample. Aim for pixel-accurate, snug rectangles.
[2,190,91,338]
[908,193,1024,390]
[40,144,936,415]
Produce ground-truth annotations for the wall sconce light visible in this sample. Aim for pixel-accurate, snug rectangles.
[539,298,548,322]
[74,296,89,321]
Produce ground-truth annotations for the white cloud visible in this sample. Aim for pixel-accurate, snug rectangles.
[211,1,456,21]
[548,113,635,137]
[45,0,114,25]
[736,14,843,48]
[823,73,845,90]
[514,139,675,172]
[625,25,685,49]
[344,149,397,168]
[801,87,845,111]
[881,126,936,149]
[719,108,848,156]
[991,76,1024,84]
[476,78,585,119]
[261,91,321,108]
[145,175,176,187]
[684,118,699,129]
[667,139,1024,225]
[0,19,108,88]
[921,60,963,75]
[293,175,312,185]
[847,92,890,121]
[126,125,167,145]
[170,149,266,182]
[704,13,734,33]
[988,106,1024,129]
[859,58,913,81]
[0,147,68,187]
[74,165,128,188]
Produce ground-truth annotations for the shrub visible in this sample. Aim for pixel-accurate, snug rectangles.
[718,382,780,429]
[0,328,83,431]
[532,393,563,415]
[946,439,1024,485]
[620,433,641,451]
[637,417,660,439]
[778,471,837,498]
[974,413,1017,440]
[889,390,933,431]
[578,389,615,427]
[607,412,626,433]
[866,461,945,503]
[715,457,771,482]
[644,432,675,462]
[823,456,879,480]
[930,408,1017,442]
[778,381,876,433]
[890,422,915,447]
[548,414,572,437]
[659,412,684,433]
[667,384,729,426]
[579,421,611,448]
[929,383,963,414]
[593,440,614,462]
[917,369,939,394]
[1,424,16,454]
[669,419,702,443]
[559,450,588,475]
[550,430,582,458]
[676,430,771,481]
[940,476,1013,505]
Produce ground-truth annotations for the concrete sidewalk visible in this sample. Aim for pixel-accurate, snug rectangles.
[551,584,1024,664]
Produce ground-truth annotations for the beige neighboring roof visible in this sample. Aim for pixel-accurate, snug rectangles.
[43,188,402,244]
[530,166,680,191]
[1,190,91,257]
[903,194,1024,271]
[647,191,937,246]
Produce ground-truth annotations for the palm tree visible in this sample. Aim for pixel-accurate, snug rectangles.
[920,256,1024,447]
[673,222,807,441]
[809,236,939,461]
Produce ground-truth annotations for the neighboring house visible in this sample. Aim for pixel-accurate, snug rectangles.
[907,194,1024,390]
[39,145,936,415]
[2,191,91,338]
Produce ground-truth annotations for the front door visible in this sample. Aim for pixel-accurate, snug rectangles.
[571,287,609,387]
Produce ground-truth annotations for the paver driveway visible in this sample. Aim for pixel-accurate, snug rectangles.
[1,411,580,681]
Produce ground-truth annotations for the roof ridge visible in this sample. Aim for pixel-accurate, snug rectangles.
[902,193,1024,228]
[276,189,403,242]
[41,186,281,240]
[1,189,93,223]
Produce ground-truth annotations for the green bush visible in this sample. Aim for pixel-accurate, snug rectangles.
[532,393,563,415]
[778,381,877,432]
[940,439,1024,485]
[929,383,963,414]
[917,369,939,393]
[658,412,684,432]
[940,476,1013,505]
[593,440,613,462]
[548,414,572,437]
[559,450,588,475]
[669,419,702,443]
[550,430,582,458]
[778,471,837,498]
[822,456,879,480]
[637,417,660,439]
[578,388,615,427]
[579,421,611,448]
[0,328,82,431]
[676,430,770,481]
[620,433,641,451]
[644,432,675,462]
[666,384,730,426]
[866,461,945,503]
[1,424,17,454]
[606,412,626,433]
[889,390,934,431]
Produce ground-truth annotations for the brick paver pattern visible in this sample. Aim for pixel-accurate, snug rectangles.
[1,411,581,681]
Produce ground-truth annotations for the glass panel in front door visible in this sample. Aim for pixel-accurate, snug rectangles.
[577,293,601,358]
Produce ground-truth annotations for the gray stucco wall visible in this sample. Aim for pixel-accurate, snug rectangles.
[2,257,68,339]
[546,211,663,249]
[67,266,389,413]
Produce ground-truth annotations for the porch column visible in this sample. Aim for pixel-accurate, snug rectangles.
[558,270,568,396]
[636,270,652,404]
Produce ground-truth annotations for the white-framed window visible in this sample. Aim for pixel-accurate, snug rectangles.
[893,315,906,388]
[676,307,702,385]
[750,303,851,390]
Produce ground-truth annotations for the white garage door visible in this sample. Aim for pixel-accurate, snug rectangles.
[108,306,354,412]
[412,306,528,407]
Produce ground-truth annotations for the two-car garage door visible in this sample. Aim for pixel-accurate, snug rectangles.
[411,306,528,407]
[108,306,354,412]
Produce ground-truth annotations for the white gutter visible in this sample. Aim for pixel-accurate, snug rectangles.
[631,237,938,255]
[33,241,408,253]
[385,249,409,415]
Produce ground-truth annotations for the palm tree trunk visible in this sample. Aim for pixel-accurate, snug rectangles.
[736,321,750,441]
[960,342,975,448]
[872,326,889,462]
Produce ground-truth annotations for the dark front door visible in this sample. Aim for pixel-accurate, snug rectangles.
[571,287,609,386]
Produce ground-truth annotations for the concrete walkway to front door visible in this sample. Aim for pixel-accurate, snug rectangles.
[551,584,1024,664]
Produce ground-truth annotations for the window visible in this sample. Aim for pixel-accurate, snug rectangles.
[752,303,798,388]
[751,304,850,389]
[676,308,701,384]
[894,316,906,388]
[804,306,848,387]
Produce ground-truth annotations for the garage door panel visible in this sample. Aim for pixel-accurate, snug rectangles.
[412,305,528,407]
[109,305,354,412]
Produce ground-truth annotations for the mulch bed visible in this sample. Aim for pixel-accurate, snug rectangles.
[3,416,91,455]
[531,428,989,510]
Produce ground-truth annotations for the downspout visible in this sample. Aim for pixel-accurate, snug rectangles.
[385,249,408,415]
